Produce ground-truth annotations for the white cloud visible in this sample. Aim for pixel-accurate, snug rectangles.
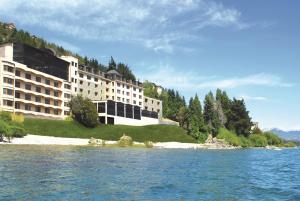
[136,64,294,90]
[0,0,249,53]
[237,95,268,101]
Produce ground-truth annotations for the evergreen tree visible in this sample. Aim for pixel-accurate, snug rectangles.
[227,99,252,137]
[204,92,221,137]
[108,56,117,70]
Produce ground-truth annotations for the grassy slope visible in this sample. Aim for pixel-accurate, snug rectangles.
[23,118,197,143]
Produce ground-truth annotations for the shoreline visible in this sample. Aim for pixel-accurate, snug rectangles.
[0,135,239,149]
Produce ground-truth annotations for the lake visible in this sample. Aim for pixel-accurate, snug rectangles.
[0,145,299,201]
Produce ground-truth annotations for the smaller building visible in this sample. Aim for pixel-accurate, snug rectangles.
[143,96,162,118]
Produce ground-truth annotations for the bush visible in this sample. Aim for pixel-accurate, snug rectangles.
[0,111,12,122]
[198,132,208,144]
[118,135,133,147]
[239,136,252,147]
[144,141,154,148]
[69,95,98,128]
[11,113,24,123]
[249,134,268,147]
[217,128,241,146]
[8,124,26,138]
[263,132,283,145]
[0,120,9,142]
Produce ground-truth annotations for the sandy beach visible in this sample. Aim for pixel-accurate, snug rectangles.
[0,135,238,149]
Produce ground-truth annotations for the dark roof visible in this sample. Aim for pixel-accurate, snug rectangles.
[106,69,121,76]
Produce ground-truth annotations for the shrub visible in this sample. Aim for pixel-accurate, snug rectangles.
[249,134,268,147]
[239,136,252,147]
[144,141,154,148]
[282,142,296,147]
[0,111,12,122]
[217,128,241,146]
[0,120,9,142]
[118,134,133,147]
[8,124,26,138]
[263,132,283,145]
[69,95,98,128]
[11,113,24,123]
[198,132,208,144]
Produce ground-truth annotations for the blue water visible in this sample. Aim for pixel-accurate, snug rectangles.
[0,146,300,201]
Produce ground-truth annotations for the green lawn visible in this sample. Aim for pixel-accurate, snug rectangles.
[23,118,197,143]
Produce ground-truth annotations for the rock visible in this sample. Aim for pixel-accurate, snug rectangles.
[88,137,105,146]
[118,134,133,147]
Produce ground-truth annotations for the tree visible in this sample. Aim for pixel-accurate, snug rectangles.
[187,94,207,142]
[226,99,252,137]
[176,106,189,128]
[69,95,98,128]
[108,56,117,70]
[216,89,231,125]
[204,92,221,137]
[117,63,136,81]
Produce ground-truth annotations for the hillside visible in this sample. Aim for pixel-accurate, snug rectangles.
[23,118,197,143]
[270,128,300,142]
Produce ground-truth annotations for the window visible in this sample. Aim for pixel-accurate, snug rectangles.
[15,81,20,88]
[139,89,142,92]
[35,107,41,113]
[3,88,13,95]
[25,104,31,111]
[15,70,20,76]
[71,61,74,66]
[87,75,91,80]
[117,97,121,101]
[75,71,77,75]
[157,109,160,113]
[126,99,130,103]
[126,86,130,89]
[15,92,20,98]
[36,77,41,82]
[126,92,130,96]
[80,88,83,93]
[88,90,90,94]
[112,89,114,93]
[95,84,98,88]
[3,77,13,84]
[152,100,154,104]
[45,79,50,85]
[133,87,136,91]
[94,78,98,82]
[157,102,160,105]
[54,81,59,87]
[145,98,148,103]
[64,93,71,99]
[45,108,50,114]
[95,92,98,96]
[54,91,59,97]
[80,80,83,85]
[75,87,77,92]
[64,102,69,107]
[25,73,31,80]
[75,63,77,67]
[79,73,83,78]
[139,102,142,106]
[133,94,136,97]
[133,100,136,104]
[25,94,31,101]
[45,89,50,95]
[4,65,13,73]
[64,111,70,116]
[25,83,31,90]
[117,90,120,94]
[145,106,148,110]
[88,82,90,86]
[54,100,59,106]
[112,96,114,100]
[36,87,41,93]
[64,84,71,89]
[3,100,13,106]
[74,79,77,83]
[139,95,142,99]
[45,98,50,105]
[15,102,20,109]
[54,110,59,115]
[35,96,41,103]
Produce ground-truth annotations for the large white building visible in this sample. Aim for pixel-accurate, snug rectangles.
[0,42,162,125]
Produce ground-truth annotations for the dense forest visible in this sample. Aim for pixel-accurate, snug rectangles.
[143,81,254,143]
[0,21,135,81]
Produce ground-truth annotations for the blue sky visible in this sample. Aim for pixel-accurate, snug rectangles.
[1,0,299,130]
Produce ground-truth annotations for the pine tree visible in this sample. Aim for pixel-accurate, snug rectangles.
[108,56,117,70]
[204,92,221,137]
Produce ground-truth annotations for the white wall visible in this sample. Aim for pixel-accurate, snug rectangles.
[113,116,159,126]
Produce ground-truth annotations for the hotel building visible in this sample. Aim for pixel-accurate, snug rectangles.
[0,42,162,125]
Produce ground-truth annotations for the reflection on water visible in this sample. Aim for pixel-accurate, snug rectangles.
[0,145,300,201]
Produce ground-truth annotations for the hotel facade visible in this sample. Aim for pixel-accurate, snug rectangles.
[0,43,162,125]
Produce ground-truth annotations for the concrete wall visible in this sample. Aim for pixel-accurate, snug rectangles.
[113,116,159,126]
